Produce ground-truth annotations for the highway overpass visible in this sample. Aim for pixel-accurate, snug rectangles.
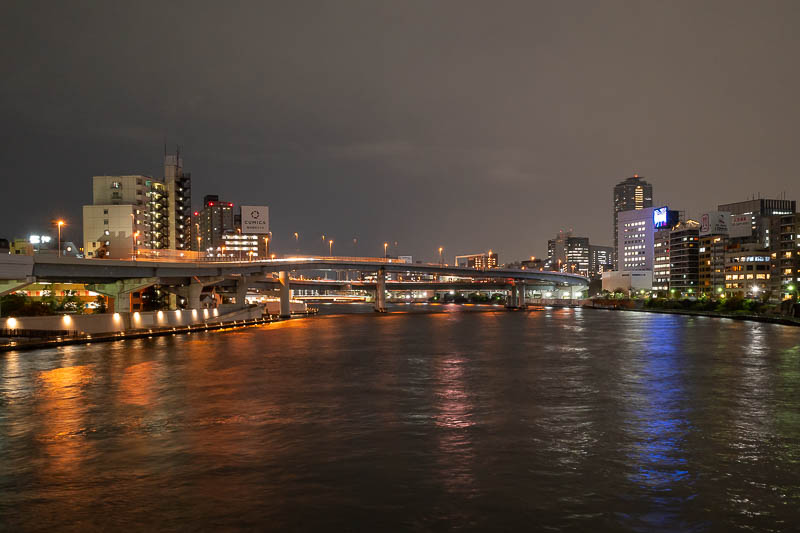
[1,254,588,316]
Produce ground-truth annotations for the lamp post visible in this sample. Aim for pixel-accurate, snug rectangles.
[438,246,443,266]
[264,236,270,258]
[132,231,140,259]
[329,239,334,257]
[384,242,388,259]
[56,220,65,257]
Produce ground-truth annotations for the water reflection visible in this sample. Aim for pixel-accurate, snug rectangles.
[35,362,95,475]
[1,310,799,531]
[621,315,693,531]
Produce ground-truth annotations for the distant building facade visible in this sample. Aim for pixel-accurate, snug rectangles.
[455,252,498,269]
[197,195,235,254]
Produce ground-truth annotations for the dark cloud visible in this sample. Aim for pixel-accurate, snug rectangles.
[2,1,799,261]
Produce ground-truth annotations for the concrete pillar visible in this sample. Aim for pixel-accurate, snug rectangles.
[187,281,203,310]
[235,278,249,309]
[375,268,387,312]
[518,281,526,308]
[506,284,517,309]
[570,285,583,300]
[279,271,291,318]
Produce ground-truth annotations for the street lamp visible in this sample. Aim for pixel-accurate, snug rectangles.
[384,242,388,259]
[55,220,65,257]
[438,246,443,266]
[329,239,333,257]
[133,231,140,258]
[264,236,270,258]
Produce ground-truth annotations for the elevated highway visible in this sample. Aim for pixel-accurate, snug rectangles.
[1,254,588,316]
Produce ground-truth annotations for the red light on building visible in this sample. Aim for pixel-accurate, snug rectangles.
[209,202,214,206]
[228,202,233,207]
[193,211,199,216]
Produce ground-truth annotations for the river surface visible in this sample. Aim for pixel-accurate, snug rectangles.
[1,305,799,531]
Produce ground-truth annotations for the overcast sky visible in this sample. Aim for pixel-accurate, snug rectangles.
[2,1,799,261]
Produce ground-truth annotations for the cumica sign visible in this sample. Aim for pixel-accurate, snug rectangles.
[241,205,269,234]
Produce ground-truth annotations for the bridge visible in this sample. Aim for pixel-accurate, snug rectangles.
[0,254,588,316]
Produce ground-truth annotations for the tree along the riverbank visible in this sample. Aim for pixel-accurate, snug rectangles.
[0,291,86,316]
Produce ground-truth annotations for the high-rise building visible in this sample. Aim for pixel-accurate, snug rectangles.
[197,195,235,253]
[669,220,701,296]
[546,231,590,276]
[164,151,192,251]
[613,174,653,268]
[718,198,795,248]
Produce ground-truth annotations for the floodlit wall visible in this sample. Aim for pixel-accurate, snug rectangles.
[0,306,265,334]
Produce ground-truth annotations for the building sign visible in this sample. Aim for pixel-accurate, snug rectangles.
[729,214,752,238]
[241,205,269,234]
[700,211,731,236]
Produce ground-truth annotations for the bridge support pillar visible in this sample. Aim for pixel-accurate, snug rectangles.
[87,278,158,313]
[170,277,225,310]
[505,284,517,309]
[518,281,526,309]
[279,271,291,318]
[186,282,203,310]
[570,285,583,301]
[235,278,249,309]
[375,268,387,313]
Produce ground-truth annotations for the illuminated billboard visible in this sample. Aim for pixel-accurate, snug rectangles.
[653,207,669,228]
[653,206,679,229]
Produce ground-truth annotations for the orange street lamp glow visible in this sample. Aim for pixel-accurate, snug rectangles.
[384,242,388,259]
[56,220,65,257]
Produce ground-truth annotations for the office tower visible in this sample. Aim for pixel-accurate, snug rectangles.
[718,198,796,248]
[617,207,658,272]
[613,174,653,268]
[546,230,590,276]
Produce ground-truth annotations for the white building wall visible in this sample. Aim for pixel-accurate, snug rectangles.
[618,207,656,271]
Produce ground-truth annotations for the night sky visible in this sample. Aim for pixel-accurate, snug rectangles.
[2,1,799,262]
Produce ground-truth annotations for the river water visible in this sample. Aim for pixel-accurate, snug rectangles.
[1,305,799,531]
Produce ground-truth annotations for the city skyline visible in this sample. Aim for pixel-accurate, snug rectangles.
[3,2,800,261]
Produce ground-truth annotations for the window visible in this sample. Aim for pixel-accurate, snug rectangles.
[111,181,121,189]
[103,209,108,215]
